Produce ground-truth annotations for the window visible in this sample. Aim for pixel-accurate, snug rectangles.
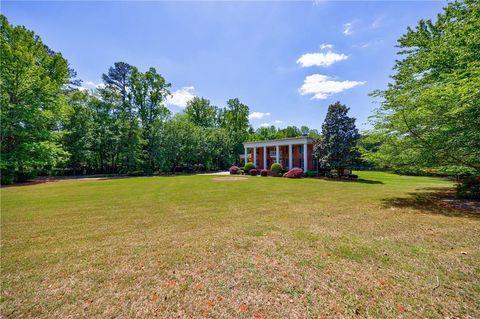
[299,145,304,154]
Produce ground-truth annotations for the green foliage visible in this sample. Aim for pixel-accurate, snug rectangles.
[270,163,283,176]
[0,15,72,183]
[366,0,480,171]
[0,17,252,183]
[306,170,317,178]
[456,176,480,199]
[314,102,360,170]
[244,162,256,173]
[248,125,320,141]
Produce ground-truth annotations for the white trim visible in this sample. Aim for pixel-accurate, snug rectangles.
[243,137,313,148]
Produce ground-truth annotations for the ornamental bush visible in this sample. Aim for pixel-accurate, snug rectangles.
[260,169,268,177]
[250,169,258,176]
[270,163,283,176]
[229,166,241,175]
[244,162,256,174]
[286,167,303,178]
[305,170,317,178]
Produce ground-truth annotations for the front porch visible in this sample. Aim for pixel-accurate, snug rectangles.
[242,137,316,171]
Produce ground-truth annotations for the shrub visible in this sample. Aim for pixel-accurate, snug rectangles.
[349,174,359,179]
[456,176,480,199]
[250,169,258,176]
[229,166,241,175]
[260,169,268,177]
[270,163,283,176]
[286,167,303,178]
[305,170,317,178]
[244,162,256,174]
[127,170,144,176]
[16,169,37,182]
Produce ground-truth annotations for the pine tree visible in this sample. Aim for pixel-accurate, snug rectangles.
[314,102,360,174]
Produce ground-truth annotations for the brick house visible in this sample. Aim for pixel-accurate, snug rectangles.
[241,136,317,172]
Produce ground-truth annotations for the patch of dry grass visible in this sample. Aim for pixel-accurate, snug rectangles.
[1,172,479,318]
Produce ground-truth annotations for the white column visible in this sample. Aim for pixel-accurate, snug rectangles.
[263,146,267,169]
[288,144,293,169]
[244,147,248,165]
[303,142,308,171]
[253,147,257,167]
[275,145,280,163]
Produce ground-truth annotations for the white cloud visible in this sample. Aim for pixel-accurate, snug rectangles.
[343,22,353,35]
[320,43,333,49]
[249,112,271,120]
[274,120,283,124]
[371,16,385,28]
[82,80,104,90]
[299,74,366,100]
[166,86,195,108]
[297,50,348,68]
[260,123,271,128]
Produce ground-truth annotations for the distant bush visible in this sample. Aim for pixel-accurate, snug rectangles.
[349,174,359,179]
[305,170,317,178]
[127,170,144,176]
[286,167,303,178]
[244,162,256,174]
[16,169,38,182]
[456,176,480,199]
[250,169,258,176]
[270,163,283,176]
[260,169,268,177]
[229,166,241,175]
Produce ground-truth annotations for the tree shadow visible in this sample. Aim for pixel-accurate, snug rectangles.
[312,177,384,184]
[382,187,480,219]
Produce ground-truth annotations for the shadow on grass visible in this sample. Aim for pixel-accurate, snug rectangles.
[312,177,384,184]
[382,187,480,218]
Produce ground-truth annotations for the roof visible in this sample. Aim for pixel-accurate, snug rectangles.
[243,136,314,148]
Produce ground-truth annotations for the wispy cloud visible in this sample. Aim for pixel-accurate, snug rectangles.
[249,112,271,120]
[343,22,353,35]
[166,86,195,108]
[319,43,333,49]
[299,74,365,100]
[260,123,272,128]
[297,48,348,68]
[274,120,283,124]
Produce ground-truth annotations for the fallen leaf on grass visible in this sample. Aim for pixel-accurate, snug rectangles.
[150,292,160,302]
[165,280,177,288]
[239,303,248,313]
[206,300,214,309]
[396,304,406,314]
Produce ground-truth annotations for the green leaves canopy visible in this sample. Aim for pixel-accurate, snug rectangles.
[366,0,480,172]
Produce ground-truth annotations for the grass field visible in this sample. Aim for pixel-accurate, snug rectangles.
[1,171,479,318]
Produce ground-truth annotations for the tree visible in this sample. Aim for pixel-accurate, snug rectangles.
[222,98,250,163]
[101,62,141,173]
[0,15,71,183]
[184,97,216,128]
[130,67,171,173]
[314,102,360,173]
[366,0,480,172]
[63,90,94,174]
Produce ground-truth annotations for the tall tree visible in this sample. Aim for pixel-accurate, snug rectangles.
[63,90,94,174]
[130,67,171,173]
[184,97,216,128]
[313,102,360,172]
[222,98,250,163]
[0,15,71,183]
[366,0,480,171]
[102,62,141,172]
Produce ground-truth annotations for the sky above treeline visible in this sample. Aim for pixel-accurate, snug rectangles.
[3,1,445,130]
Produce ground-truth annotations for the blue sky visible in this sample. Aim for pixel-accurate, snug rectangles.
[3,1,445,130]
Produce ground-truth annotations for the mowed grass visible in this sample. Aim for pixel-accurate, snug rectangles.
[1,172,479,318]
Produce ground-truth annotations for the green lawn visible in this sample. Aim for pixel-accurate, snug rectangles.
[1,172,479,318]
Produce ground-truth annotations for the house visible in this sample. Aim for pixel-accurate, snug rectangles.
[242,136,317,172]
